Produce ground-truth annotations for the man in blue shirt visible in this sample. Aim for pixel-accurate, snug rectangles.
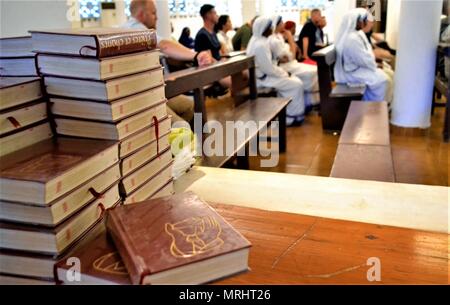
[195,4,221,61]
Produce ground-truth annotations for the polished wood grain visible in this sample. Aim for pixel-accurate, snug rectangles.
[212,203,449,285]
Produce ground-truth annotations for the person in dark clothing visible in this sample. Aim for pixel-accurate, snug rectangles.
[178,27,195,49]
[194,4,221,61]
[297,9,323,60]
[194,4,231,96]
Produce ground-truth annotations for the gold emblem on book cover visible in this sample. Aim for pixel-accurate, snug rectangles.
[165,216,224,258]
[93,252,127,275]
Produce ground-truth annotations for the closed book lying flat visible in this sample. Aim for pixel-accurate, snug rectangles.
[0,100,47,136]
[37,50,161,80]
[0,137,119,204]
[0,274,55,285]
[44,68,164,101]
[119,117,171,158]
[0,121,52,158]
[0,77,43,111]
[55,101,167,141]
[0,36,34,58]
[0,164,121,226]
[50,85,166,123]
[120,148,173,196]
[0,184,121,255]
[121,132,170,177]
[30,28,157,58]
[0,57,39,77]
[123,164,173,205]
[54,182,175,285]
[107,192,252,285]
[55,221,131,285]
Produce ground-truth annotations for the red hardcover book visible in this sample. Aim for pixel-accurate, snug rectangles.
[106,192,251,285]
[30,28,158,58]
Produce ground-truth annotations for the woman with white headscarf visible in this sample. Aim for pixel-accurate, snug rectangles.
[268,15,319,107]
[247,16,306,126]
[334,8,390,102]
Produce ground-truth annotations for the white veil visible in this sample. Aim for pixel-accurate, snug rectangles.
[335,8,369,54]
[246,16,272,56]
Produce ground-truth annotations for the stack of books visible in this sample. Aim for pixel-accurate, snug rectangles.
[31,28,175,205]
[0,77,51,157]
[55,192,251,285]
[0,137,122,284]
[0,36,39,77]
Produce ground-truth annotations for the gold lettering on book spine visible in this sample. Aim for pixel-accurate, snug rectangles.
[98,32,156,57]
[165,216,224,259]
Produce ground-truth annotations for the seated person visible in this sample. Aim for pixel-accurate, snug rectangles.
[125,0,213,126]
[334,8,392,102]
[284,20,296,36]
[268,16,319,107]
[195,4,222,61]
[215,15,234,56]
[297,8,323,60]
[178,27,195,49]
[232,16,257,51]
[247,17,306,126]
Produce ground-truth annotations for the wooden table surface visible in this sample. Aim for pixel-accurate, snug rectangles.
[212,204,449,285]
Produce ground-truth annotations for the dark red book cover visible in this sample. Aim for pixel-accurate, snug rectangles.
[106,192,251,284]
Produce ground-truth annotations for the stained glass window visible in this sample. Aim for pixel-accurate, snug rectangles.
[79,0,101,19]
[124,0,131,17]
[169,0,230,18]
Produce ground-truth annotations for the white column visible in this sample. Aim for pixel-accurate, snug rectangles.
[114,0,128,27]
[258,0,276,17]
[385,0,401,49]
[241,0,257,26]
[390,0,443,129]
[332,0,356,42]
[156,0,172,39]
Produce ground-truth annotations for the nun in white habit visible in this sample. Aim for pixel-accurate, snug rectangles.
[268,15,319,106]
[247,16,306,125]
[334,8,389,101]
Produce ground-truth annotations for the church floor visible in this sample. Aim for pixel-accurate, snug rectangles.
[247,102,449,187]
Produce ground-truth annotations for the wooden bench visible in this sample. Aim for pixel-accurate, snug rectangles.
[434,43,449,142]
[312,45,366,132]
[330,101,395,182]
[164,55,290,167]
[200,97,290,168]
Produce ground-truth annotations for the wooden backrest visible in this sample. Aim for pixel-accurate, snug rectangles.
[339,101,390,146]
[312,45,336,104]
[331,101,395,182]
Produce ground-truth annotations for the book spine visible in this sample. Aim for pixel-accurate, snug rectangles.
[105,210,149,285]
[96,31,158,58]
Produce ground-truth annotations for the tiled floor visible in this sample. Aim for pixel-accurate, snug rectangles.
[248,103,449,187]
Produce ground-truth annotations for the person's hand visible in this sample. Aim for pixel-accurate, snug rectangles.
[373,48,393,61]
[282,30,294,42]
[197,50,214,67]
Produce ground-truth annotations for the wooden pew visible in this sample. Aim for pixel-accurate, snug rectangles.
[330,101,395,182]
[164,55,290,167]
[312,45,366,132]
[200,97,290,168]
[434,43,449,142]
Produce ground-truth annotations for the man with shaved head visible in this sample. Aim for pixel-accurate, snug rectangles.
[124,0,213,125]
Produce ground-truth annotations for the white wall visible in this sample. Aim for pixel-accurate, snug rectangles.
[0,0,72,38]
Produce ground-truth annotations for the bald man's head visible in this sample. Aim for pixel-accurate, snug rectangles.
[130,0,157,29]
